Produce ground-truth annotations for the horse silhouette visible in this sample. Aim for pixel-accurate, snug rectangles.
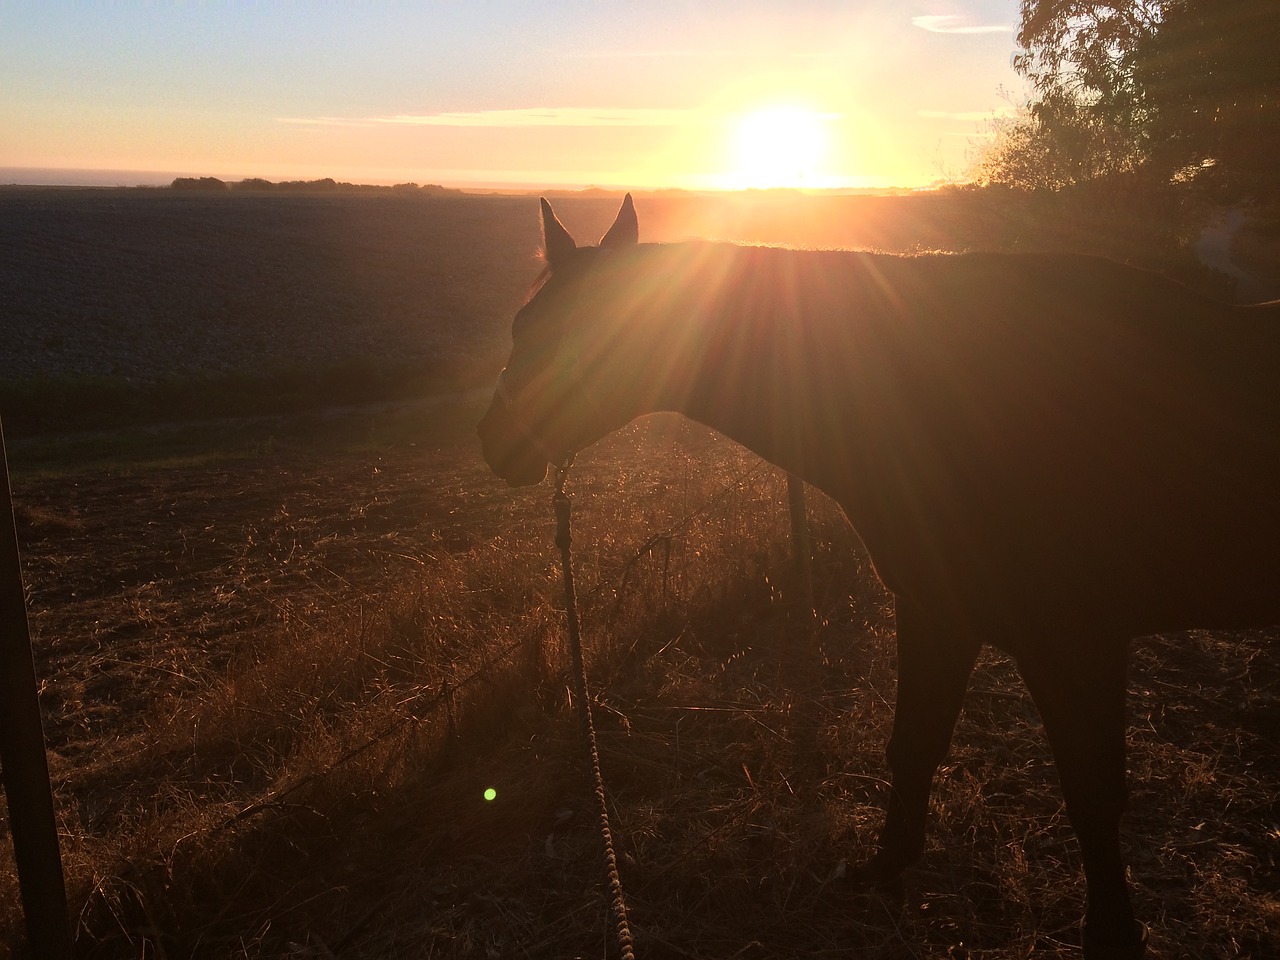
[478,194,1280,958]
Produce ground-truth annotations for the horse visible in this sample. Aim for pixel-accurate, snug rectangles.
[478,194,1280,959]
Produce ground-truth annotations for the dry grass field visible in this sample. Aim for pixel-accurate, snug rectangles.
[1,188,1276,958]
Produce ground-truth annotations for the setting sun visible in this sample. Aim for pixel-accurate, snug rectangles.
[722,105,834,190]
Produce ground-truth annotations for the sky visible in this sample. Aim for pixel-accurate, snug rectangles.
[0,1,1025,191]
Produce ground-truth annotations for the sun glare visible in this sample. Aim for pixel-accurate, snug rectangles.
[723,104,833,190]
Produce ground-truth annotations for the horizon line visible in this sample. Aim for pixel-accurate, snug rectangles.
[0,165,943,194]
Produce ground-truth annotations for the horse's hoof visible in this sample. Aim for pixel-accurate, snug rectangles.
[1082,920,1148,960]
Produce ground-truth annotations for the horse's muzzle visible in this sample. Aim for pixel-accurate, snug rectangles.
[478,393,552,487]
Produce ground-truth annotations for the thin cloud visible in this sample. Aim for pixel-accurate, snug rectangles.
[278,116,376,128]
[281,107,701,129]
[918,108,1016,122]
[566,48,736,59]
[912,15,1012,35]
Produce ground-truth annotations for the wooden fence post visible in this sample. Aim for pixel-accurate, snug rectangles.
[785,473,814,619]
[0,418,72,960]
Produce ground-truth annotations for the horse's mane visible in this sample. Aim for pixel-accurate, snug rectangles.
[523,263,552,304]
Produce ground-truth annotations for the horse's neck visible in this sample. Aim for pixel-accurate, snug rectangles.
[630,245,858,483]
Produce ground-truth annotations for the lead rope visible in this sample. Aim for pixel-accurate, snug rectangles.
[553,461,637,960]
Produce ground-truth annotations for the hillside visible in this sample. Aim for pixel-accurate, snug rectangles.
[0,185,1225,392]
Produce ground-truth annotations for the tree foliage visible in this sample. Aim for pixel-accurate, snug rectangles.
[980,0,1280,200]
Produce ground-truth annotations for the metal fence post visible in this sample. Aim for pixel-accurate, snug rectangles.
[0,417,72,959]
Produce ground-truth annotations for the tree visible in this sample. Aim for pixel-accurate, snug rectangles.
[171,176,228,192]
[973,88,1146,190]
[1135,0,1280,198]
[989,1,1280,200]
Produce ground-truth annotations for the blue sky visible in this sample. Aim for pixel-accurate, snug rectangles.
[0,1,1024,189]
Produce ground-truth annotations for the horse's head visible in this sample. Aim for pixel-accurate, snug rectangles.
[479,194,640,486]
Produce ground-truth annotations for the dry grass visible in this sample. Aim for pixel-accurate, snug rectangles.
[2,410,1277,959]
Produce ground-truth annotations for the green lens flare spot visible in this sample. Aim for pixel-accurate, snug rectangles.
[483,787,497,802]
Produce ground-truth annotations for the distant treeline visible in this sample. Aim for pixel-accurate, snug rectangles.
[170,176,462,196]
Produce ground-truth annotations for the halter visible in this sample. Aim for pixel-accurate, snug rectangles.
[493,368,575,469]
[493,346,613,474]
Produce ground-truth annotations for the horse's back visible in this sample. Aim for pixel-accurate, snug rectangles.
[824,251,1280,637]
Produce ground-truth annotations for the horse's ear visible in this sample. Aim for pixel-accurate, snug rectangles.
[599,193,638,248]
[541,198,577,268]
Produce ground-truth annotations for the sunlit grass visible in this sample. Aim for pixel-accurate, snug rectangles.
[4,418,884,956]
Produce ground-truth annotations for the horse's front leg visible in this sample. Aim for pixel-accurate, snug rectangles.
[859,598,979,880]
[1017,638,1146,960]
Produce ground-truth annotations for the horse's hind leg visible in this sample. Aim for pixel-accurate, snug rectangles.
[860,598,979,880]
[1017,638,1146,960]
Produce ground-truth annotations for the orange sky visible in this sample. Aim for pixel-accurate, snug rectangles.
[0,3,1022,190]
